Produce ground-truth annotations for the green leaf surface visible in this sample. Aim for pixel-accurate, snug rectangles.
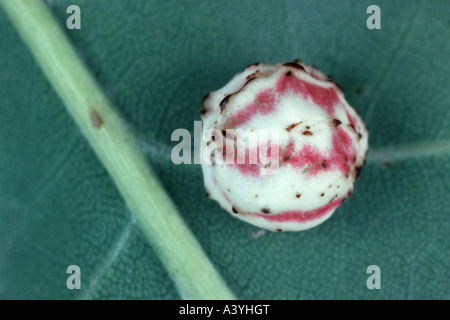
[0,0,449,299]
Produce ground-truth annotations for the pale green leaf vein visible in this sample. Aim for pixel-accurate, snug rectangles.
[363,0,424,122]
[81,214,135,299]
[366,139,450,165]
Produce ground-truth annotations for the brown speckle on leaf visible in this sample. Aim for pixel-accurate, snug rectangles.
[261,208,271,214]
[296,193,301,198]
[354,87,363,94]
[276,228,282,232]
[321,193,325,197]
[90,109,104,129]
[303,130,313,136]
[232,207,238,214]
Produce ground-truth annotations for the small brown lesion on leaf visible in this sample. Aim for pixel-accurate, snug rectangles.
[261,208,271,214]
[90,108,104,129]
[302,130,313,136]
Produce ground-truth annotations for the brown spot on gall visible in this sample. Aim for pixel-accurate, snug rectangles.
[302,130,313,136]
[247,62,260,68]
[334,82,344,92]
[261,208,271,214]
[322,161,327,168]
[90,109,104,129]
[349,123,356,132]
[296,193,301,198]
[286,71,292,76]
[332,119,341,127]
[232,207,238,214]
[320,193,325,197]
[355,166,362,179]
[284,156,290,162]
[283,62,306,71]
[246,72,256,80]
[286,121,302,131]
[220,95,231,112]
[276,228,282,232]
